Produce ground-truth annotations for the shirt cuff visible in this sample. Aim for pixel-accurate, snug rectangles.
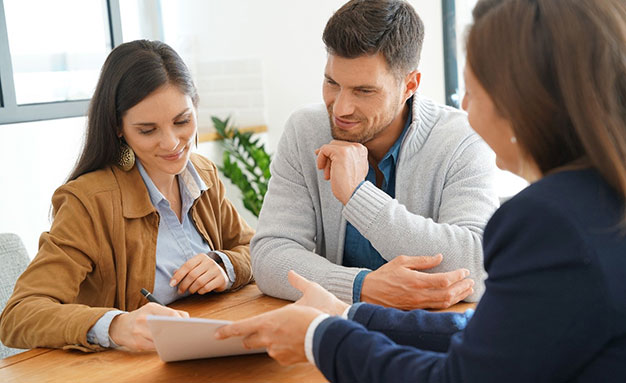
[304,313,330,365]
[340,305,351,319]
[350,180,366,199]
[87,310,126,348]
[211,251,235,290]
[347,302,366,320]
[351,270,371,303]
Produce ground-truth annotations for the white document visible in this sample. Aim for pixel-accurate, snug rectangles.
[147,315,266,362]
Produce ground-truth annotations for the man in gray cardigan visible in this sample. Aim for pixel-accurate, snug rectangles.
[252,0,499,309]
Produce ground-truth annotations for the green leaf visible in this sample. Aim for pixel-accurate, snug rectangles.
[212,115,272,217]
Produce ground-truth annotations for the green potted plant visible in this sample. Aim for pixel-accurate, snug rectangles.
[212,116,272,217]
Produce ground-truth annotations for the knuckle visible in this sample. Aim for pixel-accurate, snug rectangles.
[188,269,201,279]
[439,278,452,288]
[444,293,456,307]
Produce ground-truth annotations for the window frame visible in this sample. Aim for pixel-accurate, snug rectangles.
[442,0,459,108]
[0,0,123,124]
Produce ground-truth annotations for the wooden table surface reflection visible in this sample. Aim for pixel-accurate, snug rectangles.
[0,284,476,383]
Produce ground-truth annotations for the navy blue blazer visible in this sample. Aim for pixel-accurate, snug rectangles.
[314,169,626,382]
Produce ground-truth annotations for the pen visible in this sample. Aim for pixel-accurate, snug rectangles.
[140,288,165,306]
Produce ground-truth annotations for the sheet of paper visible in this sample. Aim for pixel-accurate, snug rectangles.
[147,315,265,362]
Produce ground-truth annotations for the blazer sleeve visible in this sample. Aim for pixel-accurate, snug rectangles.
[349,303,473,352]
[0,186,112,351]
[315,196,612,383]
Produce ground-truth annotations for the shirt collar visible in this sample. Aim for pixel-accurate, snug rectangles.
[381,96,413,165]
[136,159,208,208]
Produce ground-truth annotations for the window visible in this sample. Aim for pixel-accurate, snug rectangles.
[0,0,123,124]
[442,0,476,108]
[442,0,528,198]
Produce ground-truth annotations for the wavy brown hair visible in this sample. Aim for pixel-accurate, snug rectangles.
[467,0,626,218]
[322,0,424,77]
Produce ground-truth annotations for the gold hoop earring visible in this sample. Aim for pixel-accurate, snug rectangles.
[117,141,135,171]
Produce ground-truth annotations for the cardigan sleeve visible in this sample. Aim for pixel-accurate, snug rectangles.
[342,135,498,301]
[314,196,613,383]
[250,115,364,303]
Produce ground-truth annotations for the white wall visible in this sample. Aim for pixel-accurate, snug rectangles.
[0,118,86,257]
[165,0,450,235]
[161,0,447,150]
[0,1,524,258]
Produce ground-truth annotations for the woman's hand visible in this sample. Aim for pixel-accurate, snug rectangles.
[290,271,349,316]
[170,253,229,295]
[214,271,348,366]
[109,303,189,351]
[215,304,321,365]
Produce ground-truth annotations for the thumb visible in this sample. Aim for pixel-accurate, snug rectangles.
[288,270,312,293]
[401,253,444,270]
[177,310,190,318]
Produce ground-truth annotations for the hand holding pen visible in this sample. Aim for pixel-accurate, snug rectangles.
[140,288,165,306]
[106,289,189,352]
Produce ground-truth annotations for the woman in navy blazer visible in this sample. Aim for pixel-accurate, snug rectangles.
[216,0,626,381]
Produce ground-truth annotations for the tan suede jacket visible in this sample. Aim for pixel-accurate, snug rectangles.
[0,153,253,352]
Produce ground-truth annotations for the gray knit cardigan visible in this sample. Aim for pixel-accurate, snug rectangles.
[251,95,499,303]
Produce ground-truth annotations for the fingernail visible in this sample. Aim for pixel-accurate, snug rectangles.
[169,279,176,287]
[464,270,470,277]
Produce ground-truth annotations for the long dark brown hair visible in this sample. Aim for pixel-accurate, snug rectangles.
[467,0,626,214]
[67,40,199,182]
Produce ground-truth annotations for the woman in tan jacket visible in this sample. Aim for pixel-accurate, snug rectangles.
[0,40,254,352]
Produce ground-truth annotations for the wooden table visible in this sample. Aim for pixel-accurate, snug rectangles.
[0,284,476,383]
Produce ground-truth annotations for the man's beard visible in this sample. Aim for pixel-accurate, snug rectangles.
[327,103,400,144]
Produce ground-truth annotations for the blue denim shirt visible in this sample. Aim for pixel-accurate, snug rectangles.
[87,159,236,347]
[344,98,413,303]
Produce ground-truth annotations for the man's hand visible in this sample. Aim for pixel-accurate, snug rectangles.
[215,304,321,365]
[361,254,475,310]
[315,140,369,205]
[109,303,189,351]
[170,253,229,295]
[290,270,349,316]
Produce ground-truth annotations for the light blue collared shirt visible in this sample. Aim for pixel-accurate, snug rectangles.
[87,159,236,348]
[344,97,413,303]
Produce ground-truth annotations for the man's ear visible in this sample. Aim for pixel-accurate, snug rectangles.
[403,70,421,102]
